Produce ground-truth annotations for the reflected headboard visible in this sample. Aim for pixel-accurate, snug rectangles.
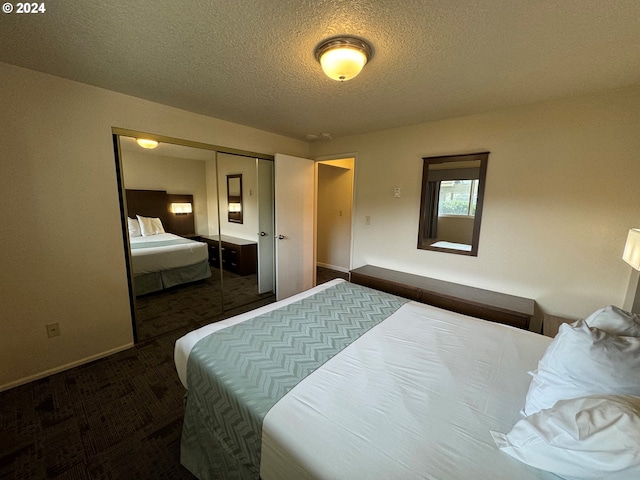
[125,189,195,236]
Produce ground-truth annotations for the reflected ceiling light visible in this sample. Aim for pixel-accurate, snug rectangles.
[136,138,159,149]
[315,36,373,82]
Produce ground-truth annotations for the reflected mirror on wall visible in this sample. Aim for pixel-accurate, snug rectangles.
[227,174,243,224]
[417,152,489,256]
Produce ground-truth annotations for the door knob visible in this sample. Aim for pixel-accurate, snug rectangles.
[276,234,285,240]
[259,231,267,236]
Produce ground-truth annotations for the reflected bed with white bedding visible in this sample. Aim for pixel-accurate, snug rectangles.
[130,232,210,296]
[175,279,566,480]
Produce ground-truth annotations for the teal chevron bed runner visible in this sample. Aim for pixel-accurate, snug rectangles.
[181,281,409,480]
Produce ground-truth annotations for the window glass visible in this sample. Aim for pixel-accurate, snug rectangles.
[437,180,478,216]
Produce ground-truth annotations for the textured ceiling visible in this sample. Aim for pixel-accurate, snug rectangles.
[1,0,639,140]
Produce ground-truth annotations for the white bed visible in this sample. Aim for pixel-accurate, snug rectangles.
[130,232,208,274]
[175,279,560,480]
[130,232,210,295]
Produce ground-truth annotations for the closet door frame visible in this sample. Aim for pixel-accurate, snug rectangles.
[112,127,274,343]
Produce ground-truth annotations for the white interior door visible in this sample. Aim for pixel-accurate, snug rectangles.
[256,159,275,294]
[274,153,315,300]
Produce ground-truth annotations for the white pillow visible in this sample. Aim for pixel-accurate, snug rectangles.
[493,395,640,480]
[584,305,640,337]
[136,215,165,236]
[127,217,142,237]
[523,319,640,416]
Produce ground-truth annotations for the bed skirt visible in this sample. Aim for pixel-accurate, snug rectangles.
[134,260,212,296]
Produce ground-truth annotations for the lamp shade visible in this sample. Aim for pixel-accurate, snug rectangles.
[320,47,367,81]
[623,228,640,270]
[136,138,159,149]
[315,36,372,82]
[170,202,192,214]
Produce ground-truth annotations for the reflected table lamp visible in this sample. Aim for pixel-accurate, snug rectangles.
[622,228,640,313]
[171,203,192,215]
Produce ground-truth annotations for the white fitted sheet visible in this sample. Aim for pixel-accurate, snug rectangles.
[175,280,558,480]
[130,233,208,275]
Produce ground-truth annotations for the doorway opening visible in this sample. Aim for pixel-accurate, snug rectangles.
[316,157,355,285]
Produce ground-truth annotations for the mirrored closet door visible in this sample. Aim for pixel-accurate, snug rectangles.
[113,132,275,343]
[215,152,275,313]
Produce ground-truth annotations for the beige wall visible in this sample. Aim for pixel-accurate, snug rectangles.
[437,216,475,244]
[205,159,220,236]
[310,85,640,331]
[217,153,259,241]
[0,62,308,391]
[3,57,639,389]
[121,151,210,235]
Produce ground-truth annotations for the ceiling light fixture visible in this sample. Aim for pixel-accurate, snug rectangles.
[136,138,159,149]
[315,36,373,82]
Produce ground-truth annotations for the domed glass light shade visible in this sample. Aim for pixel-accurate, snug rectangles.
[136,138,159,149]
[315,36,373,82]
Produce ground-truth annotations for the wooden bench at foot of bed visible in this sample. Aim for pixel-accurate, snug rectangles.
[349,265,534,330]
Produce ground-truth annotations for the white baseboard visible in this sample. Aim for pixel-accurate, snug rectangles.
[0,343,134,393]
[316,262,350,273]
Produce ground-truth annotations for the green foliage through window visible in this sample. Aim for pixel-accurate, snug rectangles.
[438,180,478,217]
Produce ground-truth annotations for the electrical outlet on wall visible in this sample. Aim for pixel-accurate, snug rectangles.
[46,322,60,338]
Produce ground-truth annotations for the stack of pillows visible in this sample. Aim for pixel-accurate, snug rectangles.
[128,215,165,237]
[492,305,640,479]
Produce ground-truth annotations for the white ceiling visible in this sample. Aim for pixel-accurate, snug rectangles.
[2,0,639,140]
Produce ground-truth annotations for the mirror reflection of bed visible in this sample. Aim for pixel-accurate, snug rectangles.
[117,136,276,342]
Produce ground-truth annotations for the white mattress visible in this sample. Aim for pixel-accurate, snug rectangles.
[129,233,208,275]
[175,279,558,480]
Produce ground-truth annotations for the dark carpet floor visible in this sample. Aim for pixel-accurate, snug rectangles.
[134,266,276,342]
[316,266,349,284]
[0,267,348,480]
[1,326,195,480]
